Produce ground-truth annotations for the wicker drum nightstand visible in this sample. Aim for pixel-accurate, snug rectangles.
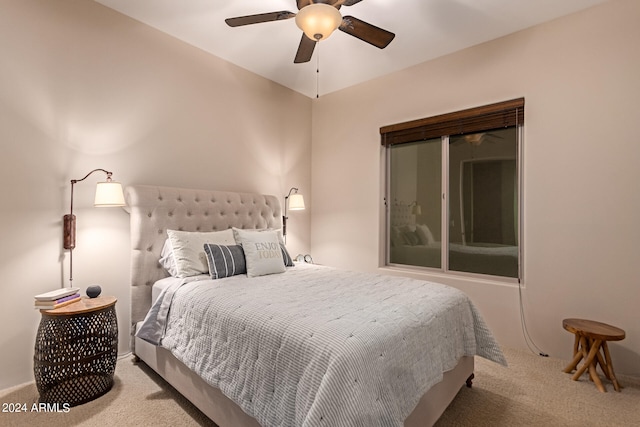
[34,296,118,406]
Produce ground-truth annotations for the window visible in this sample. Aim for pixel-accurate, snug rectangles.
[382,99,524,279]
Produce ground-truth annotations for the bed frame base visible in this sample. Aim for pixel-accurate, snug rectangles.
[466,373,475,388]
[135,335,473,427]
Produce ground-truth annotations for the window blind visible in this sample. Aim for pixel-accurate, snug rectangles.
[380,98,524,146]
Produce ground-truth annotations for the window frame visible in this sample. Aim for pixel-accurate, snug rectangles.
[381,99,524,282]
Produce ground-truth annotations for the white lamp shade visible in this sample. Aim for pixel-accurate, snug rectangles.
[295,3,342,41]
[288,193,305,210]
[94,181,126,207]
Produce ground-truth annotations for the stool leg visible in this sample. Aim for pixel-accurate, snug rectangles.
[602,342,622,392]
[563,334,583,373]
[594,345,611,381]
[587,349,606,392]
[563,350,583,373]
[571,337,607,392]
[582,339,606,393]
[572,336,591,380]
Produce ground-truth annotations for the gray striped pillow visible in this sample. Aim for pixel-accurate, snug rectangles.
[280,243,294,267]
[203,244,247,279]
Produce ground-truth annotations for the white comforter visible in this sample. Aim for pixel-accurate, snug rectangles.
[137,263,506,427]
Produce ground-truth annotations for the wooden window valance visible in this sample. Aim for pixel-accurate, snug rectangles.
[380,98,524,146]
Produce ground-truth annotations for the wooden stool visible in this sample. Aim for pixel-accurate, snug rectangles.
[562,318,625,392]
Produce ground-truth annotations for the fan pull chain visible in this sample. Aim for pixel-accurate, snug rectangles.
[315,39,320,98]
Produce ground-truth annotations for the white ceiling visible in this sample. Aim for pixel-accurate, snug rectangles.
[95,0,607,98]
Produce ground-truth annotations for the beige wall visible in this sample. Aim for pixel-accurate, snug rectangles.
[312,0,640,378]
[0,0,312,389]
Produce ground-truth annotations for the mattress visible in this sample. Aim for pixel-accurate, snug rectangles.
[151,276,180,304]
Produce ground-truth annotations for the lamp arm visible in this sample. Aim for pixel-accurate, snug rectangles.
[283,187,299,241]
[68,169,113,219]
[64,168,120,287]
[285,187,299,200]
[284,187,299,217]
[71,168,113,185]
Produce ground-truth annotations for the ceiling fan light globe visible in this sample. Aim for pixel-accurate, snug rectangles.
[295,3,342,41]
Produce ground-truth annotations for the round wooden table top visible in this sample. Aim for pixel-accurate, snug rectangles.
[40,296,117,316]
[562,318,625,341]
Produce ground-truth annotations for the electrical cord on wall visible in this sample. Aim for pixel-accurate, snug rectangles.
[518,278,549,357]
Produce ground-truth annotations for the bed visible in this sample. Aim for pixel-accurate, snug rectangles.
[389,203,518,277]
[390,242,518,277]
[126,184,506,427]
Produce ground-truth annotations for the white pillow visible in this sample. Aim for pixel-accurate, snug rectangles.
[233,228,285,277]
[415,224,435,245]
[166,229,236,277]
[159,239,178,277]
[390,226,403,247]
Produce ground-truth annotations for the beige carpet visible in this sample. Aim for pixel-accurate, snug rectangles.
[1,347,638,426]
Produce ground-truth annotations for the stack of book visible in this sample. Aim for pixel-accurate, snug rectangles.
[34,287,81,310]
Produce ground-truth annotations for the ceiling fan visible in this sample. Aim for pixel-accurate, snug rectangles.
[461,132,508,146]
[225,0,395,64]
[464,133,496,146]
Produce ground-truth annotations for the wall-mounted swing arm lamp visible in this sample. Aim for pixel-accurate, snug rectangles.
[409,201,422,215]
[63,168,125,287]
[283,187,305,242]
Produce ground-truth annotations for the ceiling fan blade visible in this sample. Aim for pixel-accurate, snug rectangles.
[339,16,395,49]
[294,34,316,63]
[297,0,352,9]
[336,0,364,6]
[225,11,295,27]
[486,132,505,139]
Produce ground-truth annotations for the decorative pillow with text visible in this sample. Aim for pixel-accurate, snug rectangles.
[233,228,286,277]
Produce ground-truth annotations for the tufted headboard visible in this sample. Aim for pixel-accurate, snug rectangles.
[390,201,416,227]
[124,185,282,340]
